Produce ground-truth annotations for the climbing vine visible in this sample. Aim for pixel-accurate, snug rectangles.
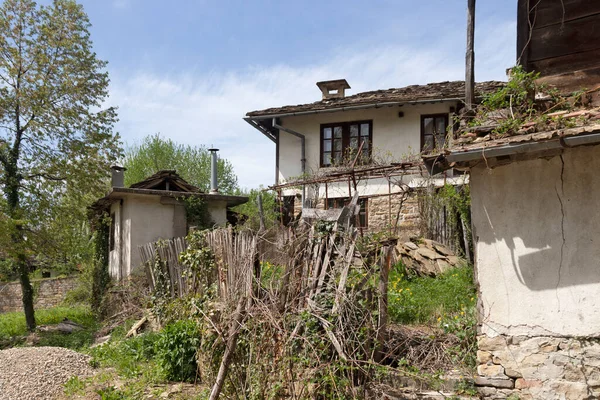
[91,213,111,314]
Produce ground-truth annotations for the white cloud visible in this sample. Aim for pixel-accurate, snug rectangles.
[112,0,130,9]
[108,20,515,190]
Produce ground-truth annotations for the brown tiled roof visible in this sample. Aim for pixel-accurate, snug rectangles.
[246,80,506,118]
[129,170,200,193]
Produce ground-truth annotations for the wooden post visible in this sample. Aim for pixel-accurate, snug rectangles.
[209,299,246,400]
[465,0,476,110]
[257,193,265,232]
[375,243,395,363]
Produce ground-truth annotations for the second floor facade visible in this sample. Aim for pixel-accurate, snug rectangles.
[246,79,504,199]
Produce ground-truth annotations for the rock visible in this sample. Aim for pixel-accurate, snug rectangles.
[416,247,443,260]
[432,243,453,256]
[478,335,508,352]
[404,241,418,251]
[478,364,509,379]
[435,259,452,274]
[477,350,493,364]
[474,377,515,389]
[446,255,461,266]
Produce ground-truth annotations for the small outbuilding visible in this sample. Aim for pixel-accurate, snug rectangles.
[90,167,248,280]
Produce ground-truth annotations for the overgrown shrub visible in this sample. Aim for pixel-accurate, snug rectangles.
[155,320,200,382]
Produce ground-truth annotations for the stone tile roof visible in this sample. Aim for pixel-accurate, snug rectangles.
[129,170,200,193]
[246,80,506,118]
[449,109,600,152]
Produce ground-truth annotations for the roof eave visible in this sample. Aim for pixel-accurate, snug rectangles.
[245,97,463,121]
[424,129,600,174]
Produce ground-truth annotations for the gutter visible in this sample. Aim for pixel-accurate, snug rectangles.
[272,118,308,209]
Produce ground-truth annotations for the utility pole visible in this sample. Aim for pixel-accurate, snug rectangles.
[465,0,476,111]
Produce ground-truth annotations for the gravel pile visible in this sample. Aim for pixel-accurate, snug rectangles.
[0,346,96,400]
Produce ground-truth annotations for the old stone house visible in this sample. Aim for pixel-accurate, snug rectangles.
[420,2,600,398]
[244,79,503,236]
[90,166,247,280]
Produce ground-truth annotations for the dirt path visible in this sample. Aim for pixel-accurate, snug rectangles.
[0,346,95,400]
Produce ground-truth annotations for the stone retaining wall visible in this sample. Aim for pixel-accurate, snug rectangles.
[476,334,600,399]
[0,277,78,313]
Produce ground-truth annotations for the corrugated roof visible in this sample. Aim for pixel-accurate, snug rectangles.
[246,80,506,118]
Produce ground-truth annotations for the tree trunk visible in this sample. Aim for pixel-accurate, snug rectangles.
[18,255,36,331]
[5,150,36,331]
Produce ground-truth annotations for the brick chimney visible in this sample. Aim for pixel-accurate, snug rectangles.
[316,79,351,100]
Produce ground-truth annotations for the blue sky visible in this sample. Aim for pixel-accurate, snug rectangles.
[72,0,517,189]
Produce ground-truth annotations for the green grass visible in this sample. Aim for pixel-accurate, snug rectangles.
[0,306,97,349]
[89,331,163,380]
[388,263,477,325]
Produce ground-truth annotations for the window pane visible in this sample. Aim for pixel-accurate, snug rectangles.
[436,118,446,134]
[360,137,369,150]
[323,153,331,165]
[334,126,342,138]
[349,137,358,149]
[334,139,343,151]
[360,123,370,137]
[436,134,446,148]
[333,152,342,164]
[350,125,359,137]
[423,118,434,136]
[323,140,332,152]
[323,127,332,139]
[423,135,434,151]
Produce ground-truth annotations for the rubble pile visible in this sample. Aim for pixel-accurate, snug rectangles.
[395,238,462,277]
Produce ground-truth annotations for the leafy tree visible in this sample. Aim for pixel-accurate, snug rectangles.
[123,133,239,194]
[0,0,121,330]
[232,188,279,230]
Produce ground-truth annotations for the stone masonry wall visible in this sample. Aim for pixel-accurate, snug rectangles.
[367,193,419,240]
[476,334,600,400]
[291,192,421,238]
[0,277,78,313]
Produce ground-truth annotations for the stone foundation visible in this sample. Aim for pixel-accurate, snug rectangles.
[0,277,78,313]
[476,334,600,399]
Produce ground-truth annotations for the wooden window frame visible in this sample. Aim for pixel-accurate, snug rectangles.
[420,114,449,152]
[320,120,373,167]
[325,197,368,228]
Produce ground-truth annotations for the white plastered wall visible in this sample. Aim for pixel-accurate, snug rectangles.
[471,145,600,337]
[277,102,457,200]
[125,194,177,275]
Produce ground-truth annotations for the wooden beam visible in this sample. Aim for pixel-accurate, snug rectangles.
[465,0,476,110]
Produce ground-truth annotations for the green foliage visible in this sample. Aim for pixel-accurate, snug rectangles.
[388,264,476,325]
[232,188,279,230]
[91,214,111,314]
[64,376,87,397]
[182,196,213,230]
[482,65,539,112]
[90,332,162,380]
[124,133,238,194]
[155,320,200,382]
[0,0,122,329]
